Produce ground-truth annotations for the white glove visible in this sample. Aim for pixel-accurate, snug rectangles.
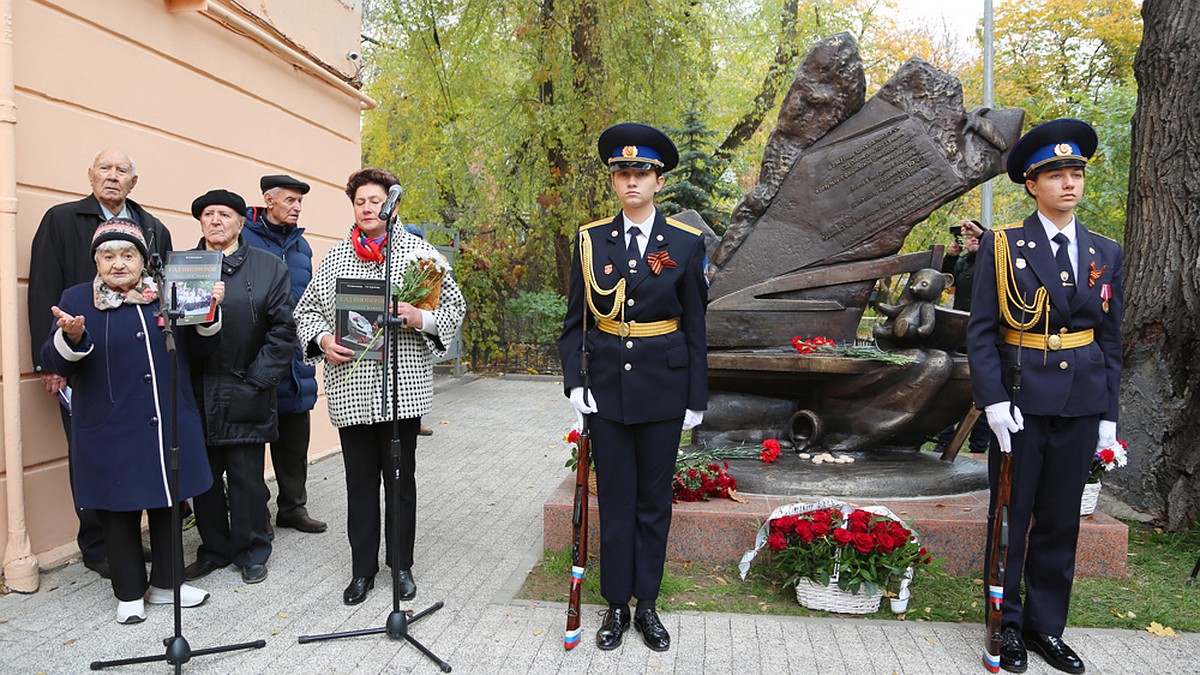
[1096,420,1117,452]
[568,387,598,419]
[682,409,704,431]
[984,402,1024,454]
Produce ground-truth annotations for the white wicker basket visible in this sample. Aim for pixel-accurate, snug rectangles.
[793,577,883,614]
[1080,481,1101,516]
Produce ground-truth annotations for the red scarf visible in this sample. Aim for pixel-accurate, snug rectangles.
[351,225,387,263]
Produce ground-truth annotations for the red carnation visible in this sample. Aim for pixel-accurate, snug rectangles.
[567,429,580,444]
[1099,448,1115,464]
[761,438,781,463]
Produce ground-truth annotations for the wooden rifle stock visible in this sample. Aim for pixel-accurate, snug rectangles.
[983,339,1022,672]
[564,353,591,650]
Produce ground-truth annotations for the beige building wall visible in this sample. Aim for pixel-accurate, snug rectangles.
[1,0,369,572]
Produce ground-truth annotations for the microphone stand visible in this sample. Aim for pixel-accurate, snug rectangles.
[92,258,266,672]
[297,197,450,673]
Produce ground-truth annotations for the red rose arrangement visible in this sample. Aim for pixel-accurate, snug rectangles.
[760,438,781,463]
[764,506,942,595]
[672,459,737,503]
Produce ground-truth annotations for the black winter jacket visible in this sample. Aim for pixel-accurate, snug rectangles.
[190,237,297,445]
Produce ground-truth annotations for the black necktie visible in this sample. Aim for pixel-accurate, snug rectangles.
[1052,232,1075,293]
[627,227,641,272]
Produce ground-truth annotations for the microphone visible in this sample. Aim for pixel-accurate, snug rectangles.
[379,184,403,223]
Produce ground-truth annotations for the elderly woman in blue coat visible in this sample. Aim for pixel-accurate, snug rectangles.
[41,219,225,624]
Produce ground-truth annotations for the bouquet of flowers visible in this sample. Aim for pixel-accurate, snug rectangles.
[741,500,943,596]
[791,335,915,366]
[394,251,448,310]
[563,428,592,472]
[1088,439,1128,484]
[672,457,737,502]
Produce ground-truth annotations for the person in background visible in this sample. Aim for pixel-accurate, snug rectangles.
[28,149,173,579]
[294,168,466,606]
[969,118,1123,675]
[936,218,990,454]
[40,219,220,623]
[559,123,708,652]
[183,189,296,586]
[243,174,328,534]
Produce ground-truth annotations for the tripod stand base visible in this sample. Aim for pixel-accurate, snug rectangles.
[89,635,266,670]
[298,600,451,672]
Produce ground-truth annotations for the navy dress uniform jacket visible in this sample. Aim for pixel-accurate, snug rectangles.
[967,213,1123,421]
[559,210,708,424]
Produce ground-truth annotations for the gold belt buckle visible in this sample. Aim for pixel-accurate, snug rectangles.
[618,321,631,338]
[1047,334,1062,350]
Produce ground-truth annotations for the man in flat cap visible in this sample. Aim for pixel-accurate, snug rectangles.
[28,149,173,579]
[243,175,328,535]
[184,189,296,585]
[969,118,1123,674]
[559,122,708,652]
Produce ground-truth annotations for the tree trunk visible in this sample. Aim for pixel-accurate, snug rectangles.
[1118,0,1200,529]
[713,0,801,165]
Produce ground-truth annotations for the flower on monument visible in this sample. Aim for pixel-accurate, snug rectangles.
[1088,439,1128,484]
[760,505,943,595]
[760,438,782,463]
[790,335,915,365]
[672,458,738,503]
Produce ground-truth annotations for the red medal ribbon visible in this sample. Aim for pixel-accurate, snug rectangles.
[647,251,676,275]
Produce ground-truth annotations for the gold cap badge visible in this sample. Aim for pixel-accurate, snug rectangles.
[1054,143,1073,157]
[621,145,638,158]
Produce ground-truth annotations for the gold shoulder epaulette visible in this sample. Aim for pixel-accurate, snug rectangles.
[581,217,611,231]
[994,222,1022,232]
[665,218,702,236]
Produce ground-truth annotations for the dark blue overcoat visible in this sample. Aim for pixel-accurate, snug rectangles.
[41,282,217,512]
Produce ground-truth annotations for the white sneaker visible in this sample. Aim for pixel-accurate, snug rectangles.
[145,584,210,608]
[116,599,146,624]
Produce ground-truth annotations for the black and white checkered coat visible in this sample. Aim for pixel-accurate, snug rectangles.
[294,232,466,428]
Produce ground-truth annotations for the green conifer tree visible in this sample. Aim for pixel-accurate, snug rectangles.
[660,103,737,235]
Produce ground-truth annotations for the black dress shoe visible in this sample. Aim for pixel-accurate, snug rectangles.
[83,558,111,579]
[634,608,671,652]
[277,513,328,534]
[183,558,227,581]
[595,606,631,650]
[343,576,375,605]
[1023,630,1085,674]
[1000,626,1028,673]
[397,569,417,601]
[241,563,268,584]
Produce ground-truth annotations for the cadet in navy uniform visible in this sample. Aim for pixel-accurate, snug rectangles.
[559,123,708,652]
[968,118,1123,674]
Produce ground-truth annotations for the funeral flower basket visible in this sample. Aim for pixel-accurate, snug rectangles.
[738,499,942,614]
[1081,439,1128,515]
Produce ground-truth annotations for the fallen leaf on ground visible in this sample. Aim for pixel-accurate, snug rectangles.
[63,638,77,646]
[1147,622,1177,638]
[924,636,938,645]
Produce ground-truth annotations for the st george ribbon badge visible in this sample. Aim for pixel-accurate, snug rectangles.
[1088,261,1107,287]
[1100,283,1112,313]
[647,251,676,275]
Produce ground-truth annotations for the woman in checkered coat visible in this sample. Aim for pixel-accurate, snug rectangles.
[294,168,466,606]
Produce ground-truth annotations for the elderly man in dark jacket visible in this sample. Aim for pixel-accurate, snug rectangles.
[183,189,297,585]
[243,174,325,534]
[27,149,173,579]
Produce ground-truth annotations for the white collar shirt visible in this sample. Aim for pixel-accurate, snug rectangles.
[1037,211,1079,275]
[622,209,656,258]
